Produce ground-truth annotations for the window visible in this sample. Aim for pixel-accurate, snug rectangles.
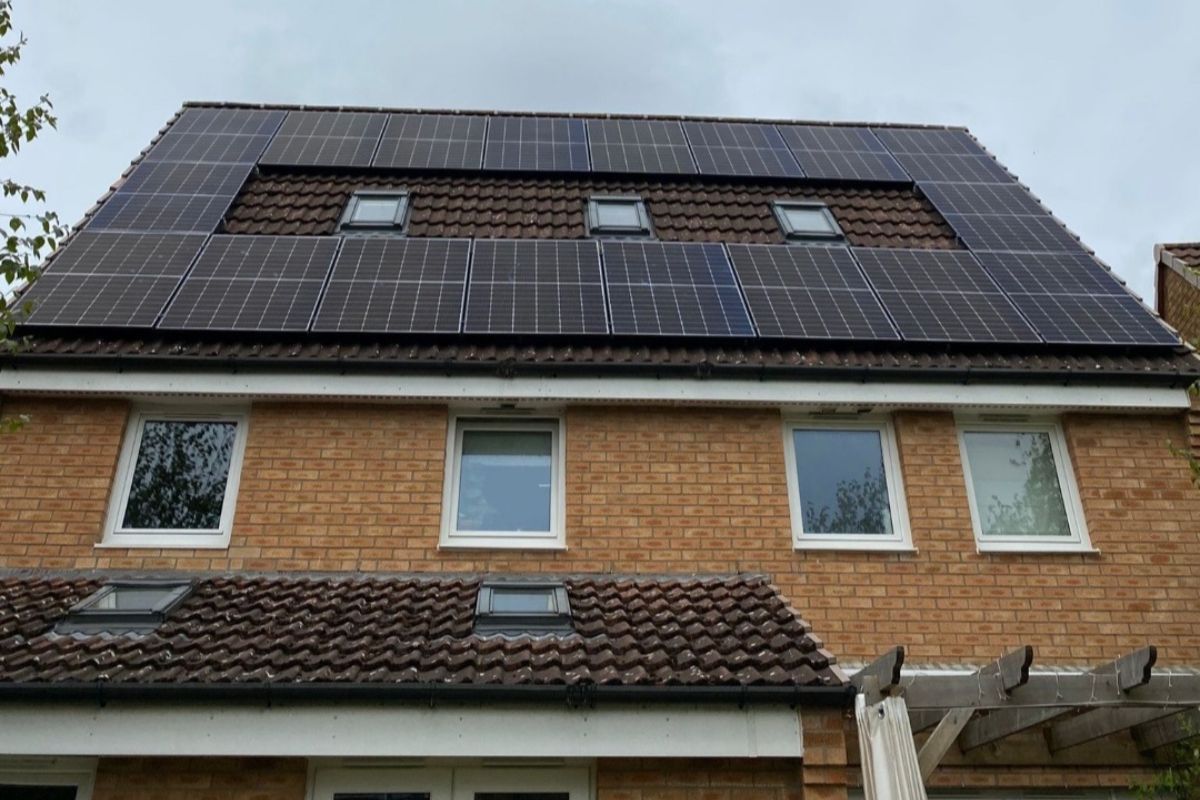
[340,190,409,232]
[586,196,652,236]
[102,407,249,548]
[440,416,565,549]
[55,581,192,634]
[474,582,573,636]
[0,759,96,800]
[313,766,588,800]
[783,417,912,550]
[772,200,843,241]
[957,419,1091,552]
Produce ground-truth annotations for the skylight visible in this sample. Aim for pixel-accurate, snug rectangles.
[55,581,192,634]
[773,200,843,242]
[340,189,410,232]
[473,582,573,636]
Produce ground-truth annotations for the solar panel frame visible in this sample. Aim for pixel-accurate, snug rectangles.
[681,121,803,178]
[463,239,608,335]
[372,113,488,170]
[482,116,590,172]
[312,237,470,334]
[777,125,910,183]
[602,240,756,337]
[586,119,698,174]
[259,110,388,168]
[159,235,341,331]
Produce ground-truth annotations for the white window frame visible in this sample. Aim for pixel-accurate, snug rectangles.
[0,757,96,800]
[310,765,590,800]
[100,405,250,549]
[439,414,566,550]
[783,415,912,551]
[310,765,452,800]
[956,417,1093,553]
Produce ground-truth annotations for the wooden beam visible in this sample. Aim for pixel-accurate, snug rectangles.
[956,646,1158,751]
[1048,707,1179,752]
[909,709,947,733]
[1132,707,1200,753]
[853,647,904,703]
[918,707,975,780]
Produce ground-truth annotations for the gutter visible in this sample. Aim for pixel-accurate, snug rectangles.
[0,681,855,709]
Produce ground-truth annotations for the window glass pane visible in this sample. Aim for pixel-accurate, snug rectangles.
[963,430,1072,537]
[782,205,835,234]
[335,795,430,800]
[0,787,78,800]
[351,196,403,224]
[91,586,177,611]
[456,429,553,532]
[491,587,556,613]
[793,428,893,535]
[477,794,569,800]
[594,200,643,229]
[121,420,237,530]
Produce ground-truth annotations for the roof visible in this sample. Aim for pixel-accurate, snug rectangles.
[1160,243,1200,267]
[0,572,845,688]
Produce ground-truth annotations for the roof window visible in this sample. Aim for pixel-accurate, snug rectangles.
[340,189,410,232]
[586,196,652,236]
[55,581,192,634]
[474,582,573,636]
[773,200,843,242]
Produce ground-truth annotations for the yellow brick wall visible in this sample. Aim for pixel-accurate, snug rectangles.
[2,397,1199,664]
[92,757,307,800]
[1161,265,1200,345]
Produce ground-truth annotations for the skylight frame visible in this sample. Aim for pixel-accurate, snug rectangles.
[474,581,574,636]
[340,189,411,233]
[56,580,193,634]
[772,200,845,242]
[586,195,653,237]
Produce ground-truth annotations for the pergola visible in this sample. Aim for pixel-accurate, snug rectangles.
[852,645,1200,783]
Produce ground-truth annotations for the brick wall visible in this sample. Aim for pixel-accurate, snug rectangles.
[2,398,1199,664]
[93,757,307,800]
[1160,264,1200,344]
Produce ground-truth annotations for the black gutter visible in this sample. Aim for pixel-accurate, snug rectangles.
[0,681,855,709]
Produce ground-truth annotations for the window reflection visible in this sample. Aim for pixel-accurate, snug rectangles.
[963,430,1071,537]
[122,420,237,530]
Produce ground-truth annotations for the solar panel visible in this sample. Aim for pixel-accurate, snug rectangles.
[463,240,607,334]
[39,232,207,277]
[603,241,754,336]
[871,127,984,156]
[482,116,589,172]
[372,113,487,170]
[170,107,286,136]
[1007,292,1178,346]
[144,131,275,164]
[777,126,910,183]
[586,119,697,174]
[920,182,1047,216]
[682,121,802,178]
[159,235,340,331]
[943,213,1084,253]
[259,110,388,167]
[887,152,1012,184]
[313,238,469,333]
[87,192,236,233]
[852,248,1040,343]
[974,251,1129,296]
[727,244,899,340]
[119,161,253,196]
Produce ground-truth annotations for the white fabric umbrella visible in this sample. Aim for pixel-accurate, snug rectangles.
[855,693,928,800]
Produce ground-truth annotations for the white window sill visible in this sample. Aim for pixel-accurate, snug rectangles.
[976,543,1101,555]
[96,535,231,550]
[794,540,916,553]
[439,536,566,551]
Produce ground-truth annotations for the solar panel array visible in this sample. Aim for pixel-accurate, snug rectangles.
[465,240,607,334]
[483,116,589,172]
[777,126,909,183]
[682,122,802,178]
[259,110,388,168]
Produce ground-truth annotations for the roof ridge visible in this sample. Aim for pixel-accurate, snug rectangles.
[179,100,970,132]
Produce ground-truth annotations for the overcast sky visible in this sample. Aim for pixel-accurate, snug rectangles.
[6,0,1199,301]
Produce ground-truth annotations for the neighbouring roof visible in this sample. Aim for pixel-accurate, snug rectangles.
[0,573,845,688]
[1160,243,1200,268]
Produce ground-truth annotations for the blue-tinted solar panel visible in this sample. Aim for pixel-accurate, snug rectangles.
[119,161,252,196]
[170,107,286,136]
[87,192,235,233]
[603,241,754,336]
[1007,292,1178,346]
[682,121,802,178]
[777,126,910,183]
[160,235,340,331]
[260,110,388,167]
[372,113,487,170]
[853,248,1040,343]
[482,116,589,172]
[464,239,607,334]
[586,119,697,174]
[920,182,1047,216]
[145,131,274,164]
[974,251,1129,296]
[943,213,1084,253]
[728,244,899,340]
[40,232,207,278]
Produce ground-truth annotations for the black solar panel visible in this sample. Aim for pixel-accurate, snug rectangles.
[159,235,340,331]
[943,213,1084,253]
[40,231,207,277]
[727,244,899,340]
[119,161,253,196]
[586,119,697,174]
[482,116,589,172]
[603,241,754,336]
[777,126,910,183]
[871,127,983,156]
[170,107,286,136]
[887,152,1012,184]
[372,113,487,170]
[920,182,1046,216]
[1007,292,1178,346]
[682,121,802,178]
[313,238,469,334]
[975,251,1129,296]
[852,248,1040,343]
[463,240,607,334]
[144,131,275,164]
[259,110,388,167]
[87,193,235,233]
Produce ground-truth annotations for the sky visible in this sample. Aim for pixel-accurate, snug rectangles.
[5,0,1200,302]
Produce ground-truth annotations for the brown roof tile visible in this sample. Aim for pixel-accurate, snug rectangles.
[0,573,844,687]
[223,170,959,248]
[1162,243,1200,267]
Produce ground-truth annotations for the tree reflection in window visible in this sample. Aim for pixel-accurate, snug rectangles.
[793,428,893,535]
[963,430,1071,537]
[122,420,237,530]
